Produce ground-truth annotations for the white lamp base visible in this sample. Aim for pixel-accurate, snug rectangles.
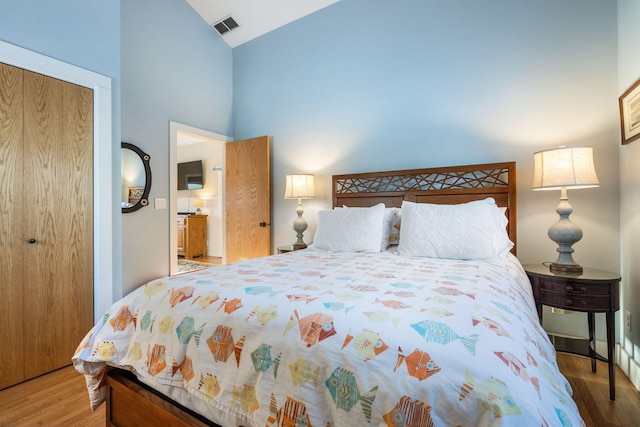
[548,188,583,274]
[292,198,308,249]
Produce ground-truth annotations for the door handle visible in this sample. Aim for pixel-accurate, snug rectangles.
[259,222,269,227]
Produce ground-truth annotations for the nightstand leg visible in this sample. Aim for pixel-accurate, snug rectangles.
[588,312,596,373]
[606,311,616,401]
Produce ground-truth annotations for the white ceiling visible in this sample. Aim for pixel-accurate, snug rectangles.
[186,0,341,48]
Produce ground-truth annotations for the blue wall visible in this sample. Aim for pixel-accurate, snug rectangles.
[0,0,119,79]
[618,0,640,388]
[234,0,620,339]
[121,0,233,294]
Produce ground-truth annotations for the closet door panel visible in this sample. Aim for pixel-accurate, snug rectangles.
[0,63,25,389]
[59,78,94,363]
[22,71,93,379]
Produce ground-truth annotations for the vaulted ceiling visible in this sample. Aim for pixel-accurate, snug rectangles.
[186,0,341,48]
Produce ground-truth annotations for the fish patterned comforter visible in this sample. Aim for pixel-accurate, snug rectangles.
[73,249,584,427]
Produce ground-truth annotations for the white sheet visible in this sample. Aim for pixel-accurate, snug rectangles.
[73,249,584,426]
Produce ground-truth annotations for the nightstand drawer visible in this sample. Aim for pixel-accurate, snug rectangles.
[538,279,610,297]
[537,290,611,311]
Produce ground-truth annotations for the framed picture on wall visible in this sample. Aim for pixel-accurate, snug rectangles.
[128,186,144,205]
[619,77,640,145]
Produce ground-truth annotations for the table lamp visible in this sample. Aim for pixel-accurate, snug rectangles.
[532,146,599,274]
[193,198,204,215]
[284,174,316,249]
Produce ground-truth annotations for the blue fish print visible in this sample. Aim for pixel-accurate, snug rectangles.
[411,320,479,355]
[250,343,272,372]
[140,311,156,332]
[175,317,205,345]
[389,282,424,290]
[325,367,377,422]
[244,286,283,298]
[323,302,355,314]
[491,300,515,315]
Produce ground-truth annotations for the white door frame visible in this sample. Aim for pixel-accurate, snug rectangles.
[169,121,232,275]
[0,40,115,322]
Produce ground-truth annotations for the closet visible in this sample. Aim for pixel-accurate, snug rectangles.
[0,62,94,389]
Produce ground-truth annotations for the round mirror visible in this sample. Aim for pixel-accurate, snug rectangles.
[121,142,152,213]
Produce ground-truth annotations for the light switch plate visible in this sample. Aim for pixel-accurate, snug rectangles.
[155,198,167,209]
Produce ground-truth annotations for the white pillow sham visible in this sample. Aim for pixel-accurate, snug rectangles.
[397,198,513,260]
[342,206,401,251]
[314,203,385,252]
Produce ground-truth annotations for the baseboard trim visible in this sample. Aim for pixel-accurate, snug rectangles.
[616,344,640,392]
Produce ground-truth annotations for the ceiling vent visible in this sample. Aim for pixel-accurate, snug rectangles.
[212,16,239,36]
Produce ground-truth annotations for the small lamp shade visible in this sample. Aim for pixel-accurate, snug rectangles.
[284,174,316,250]
[284,174,316,199]
[532,146,599,191]
[193,198,204,214]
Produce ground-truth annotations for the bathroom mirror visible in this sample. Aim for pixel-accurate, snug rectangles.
[121,142,152,213]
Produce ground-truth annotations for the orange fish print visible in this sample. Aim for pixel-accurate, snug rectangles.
[383,396,435,427]
[349,285,379,292]
[472,317,512,338]
[494,351,540,395]
[168,286,196,307]
[285,310,336,347]
[217,297,243,314]
[206,324,246,366]
[171,356,195,382]
[385,290,417,298]
[374,298,411,309]
[109,305,134,331]
[393,347,441,381]
[432,287,475,299]
[146,344,167,376]
[266,393,312,427]
[287,294,318,304]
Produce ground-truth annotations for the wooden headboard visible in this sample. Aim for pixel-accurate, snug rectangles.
[333,161,517,254]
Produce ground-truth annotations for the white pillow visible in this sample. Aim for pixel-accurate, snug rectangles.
[314,203,385,252]
[342,206,401,250]
[397,198,513,260]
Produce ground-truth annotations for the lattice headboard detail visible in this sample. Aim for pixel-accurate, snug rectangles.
[333,162,517,254]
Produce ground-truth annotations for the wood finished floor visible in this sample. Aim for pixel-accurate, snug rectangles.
[1,354,638,426]
[180,255,222,265]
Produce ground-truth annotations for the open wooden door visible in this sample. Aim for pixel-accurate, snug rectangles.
[225,136,270,263]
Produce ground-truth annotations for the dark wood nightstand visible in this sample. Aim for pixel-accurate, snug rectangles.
[524,264,621,400]
[277,245,306,254]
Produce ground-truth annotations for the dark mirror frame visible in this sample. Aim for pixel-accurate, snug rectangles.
[122,142,152,213]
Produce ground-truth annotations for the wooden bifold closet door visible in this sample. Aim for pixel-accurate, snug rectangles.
[0,62,94,389]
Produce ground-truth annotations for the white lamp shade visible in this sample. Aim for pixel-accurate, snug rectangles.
[284,174,316,199]
[193,199,204,208]
[532,146,599,191]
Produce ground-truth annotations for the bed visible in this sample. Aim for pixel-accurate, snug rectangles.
[73,161,585,427]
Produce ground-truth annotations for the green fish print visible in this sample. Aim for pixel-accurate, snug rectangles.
[251,343,272,372]
[325,367,377,422]
[175,316,205,346]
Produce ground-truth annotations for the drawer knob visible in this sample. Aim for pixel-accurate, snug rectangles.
[566,285,573,292]
[566,298,573,306]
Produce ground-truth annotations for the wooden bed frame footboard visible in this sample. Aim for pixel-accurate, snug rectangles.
[104,161,517,426]
[106,369,221,427]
